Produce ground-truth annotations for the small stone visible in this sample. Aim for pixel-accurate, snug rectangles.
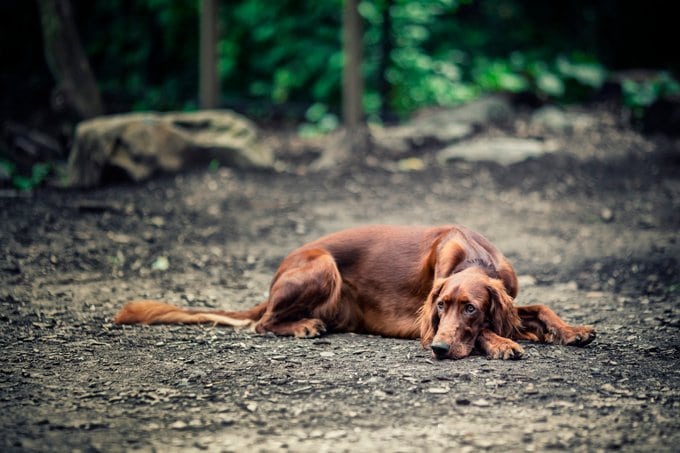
[599,383,618,394]
[324,430,347,439]
[426,386,450,394]
[471,398,492,407]
[169,421,188,430]
[397,158,426,172]
[245,402,258,412]
[295,222,306,235]
[473,438,495,449]
[151,256,169,271]
[600,208,614,222]
[150,216,165,227]
[523,384,538,395]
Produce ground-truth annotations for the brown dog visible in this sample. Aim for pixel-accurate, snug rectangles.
[114,225,595,360]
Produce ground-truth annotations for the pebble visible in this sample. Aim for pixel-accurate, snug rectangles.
[473,438,495,449]
[600,208,614,222]
[324,430,347,439]
[397,158,426,172]
[149,216,165,227]
[524,384,539,395]
[426,386,450,394]
[245,402,258,412]
[169,421,188,430]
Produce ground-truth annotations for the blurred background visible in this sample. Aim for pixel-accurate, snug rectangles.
[1,0,679,187]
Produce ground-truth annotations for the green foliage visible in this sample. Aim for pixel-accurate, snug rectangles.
[377,0,478,114]
[0,159,52,191]
[64,0,676,122]
[479,53,607,101]
[225,0,343,109]
[622,72,680,116]
[298,103,340,137]
[208,159,220,173]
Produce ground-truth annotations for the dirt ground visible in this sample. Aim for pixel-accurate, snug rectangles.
[1,107,679,452]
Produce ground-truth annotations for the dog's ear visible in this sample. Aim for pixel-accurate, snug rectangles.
[433,240,466,280]
[419,279,444,347]
[486,278,521,338]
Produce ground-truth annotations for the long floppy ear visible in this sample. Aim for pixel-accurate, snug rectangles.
[486,278,522,338]
[419,279,444,347]
[433,240,466,280]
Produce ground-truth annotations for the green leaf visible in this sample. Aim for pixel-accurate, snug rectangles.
[12,175,33,191]
[537,73,565,97]
[305,103,329,122]
[556,57,606,88]
[31,163,51,184]
[0,158,16,176]
[208,159,220,172]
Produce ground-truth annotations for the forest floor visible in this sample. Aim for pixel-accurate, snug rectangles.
[1,106,679,452]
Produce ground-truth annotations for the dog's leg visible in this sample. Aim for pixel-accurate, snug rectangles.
[477,328,524,360]
[254,249,343,338]
[516,305,596,346]
[257,318,328,338]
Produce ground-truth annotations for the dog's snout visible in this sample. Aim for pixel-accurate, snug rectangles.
[430,341,450,359]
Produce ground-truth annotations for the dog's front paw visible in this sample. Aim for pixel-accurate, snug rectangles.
[556,325,596,346]
[293,318,327,338]
[486,338,524,360]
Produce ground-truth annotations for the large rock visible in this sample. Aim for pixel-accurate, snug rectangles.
[372,95,513,155]
[371,121,473,155]
[530,106,596,134]
[411,95,514,127]
[437,137,559,166]
[67,110,273,187]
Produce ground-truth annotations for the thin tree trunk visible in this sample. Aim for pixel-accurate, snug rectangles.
[341,0,371,154]
[199,0,219,110]
[37,0,103,119]
[378,0,393,123]
[342,0,364,129]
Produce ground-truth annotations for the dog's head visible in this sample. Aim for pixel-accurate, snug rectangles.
[419,267,520,359]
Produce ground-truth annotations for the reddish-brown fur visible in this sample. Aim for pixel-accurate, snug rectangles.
[114,225,595,360]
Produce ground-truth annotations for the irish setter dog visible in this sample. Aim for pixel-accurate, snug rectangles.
[114,225,595,360]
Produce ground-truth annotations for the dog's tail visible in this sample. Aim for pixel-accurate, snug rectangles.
[112,300,267,328]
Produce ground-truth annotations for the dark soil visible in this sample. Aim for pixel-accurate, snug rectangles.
[1,108,678,452]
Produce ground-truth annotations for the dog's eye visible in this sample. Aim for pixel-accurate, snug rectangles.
[464,304,476,314]
[436,301,445,312]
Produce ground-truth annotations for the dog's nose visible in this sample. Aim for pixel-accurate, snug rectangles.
[430,341,450,359]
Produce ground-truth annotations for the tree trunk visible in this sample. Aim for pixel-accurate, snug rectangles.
[199,0,220,110]
[312,0,374,171]
[340,0,371,154]
[378,0,393,123]
[37,0,103,119]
